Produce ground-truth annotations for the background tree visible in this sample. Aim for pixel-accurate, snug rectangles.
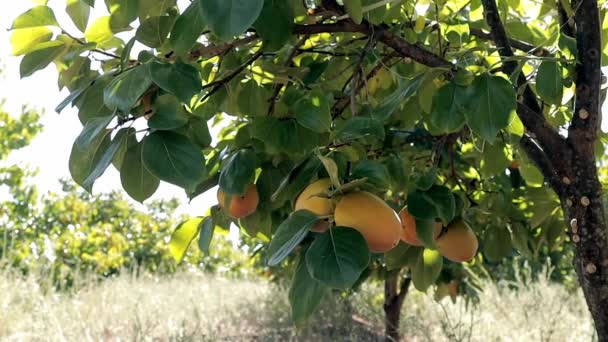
[9,0,608,340]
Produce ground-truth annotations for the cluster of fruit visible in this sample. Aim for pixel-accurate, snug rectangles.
[217,178,478,262]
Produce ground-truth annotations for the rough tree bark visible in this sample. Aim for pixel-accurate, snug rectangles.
[384,273,411,342]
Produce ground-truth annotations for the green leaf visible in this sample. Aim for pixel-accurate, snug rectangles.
[198,217,215,254]
[80,127,128,190]
[373,75,424,121]
[415,167,437,191]
[482,226,513,262]
[350,160,390,191]
[105,0,138,29]
[267,210,319,266]
[200,0,264,40]
[138,0,176,19]
[104,64,153,112]
[69,118,114,192]
[20,41,65,78]
[294,91,331,133]
[271,155,322,202]
[148,94,189,130]
[335,116,385,141]
[85,16,121,45]
[10,27,53,56]
[250,118,320,155]
[67,0,91,32]
[169,217,203,262]
[188,118,212,148]
[317,155,341,188]
[75,76,114,123]
[120,142,160,202]
[236,81,271,116]
[411,248,443,292]
[464,74,516,143]
[305,227,370,289]
[254,0,294,51]
[289,253,328,326]
[136,15,176,48]
[416,218,439,249]
[142,131,205,189]
[219,149,257,195]
[11,6,59,29]
[385,242,414,270]
[430,82,467,133]
[149,60,202,103]
[536,61,563,105]
[112,127,137,170]
[343,0,363,24]
[170,0,206,55]
[408,185,456,224]
[480,141,510,177]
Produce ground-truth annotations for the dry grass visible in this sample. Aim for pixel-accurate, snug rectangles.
[0,267,596,342]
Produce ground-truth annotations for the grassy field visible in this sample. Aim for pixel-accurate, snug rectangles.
[0,267,596,341]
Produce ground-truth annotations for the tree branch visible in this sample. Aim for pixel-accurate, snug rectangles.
[568,0,602,159]
[520,135,565,196]
[189,35,259,60]
[468,28,549,56]
[199,51,263,103]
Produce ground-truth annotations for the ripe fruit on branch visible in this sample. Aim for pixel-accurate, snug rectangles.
[295,178,334,232]
[399,207,442,246]
[436,219,478,262]
[217,183,259,219]
[334,191,401,253]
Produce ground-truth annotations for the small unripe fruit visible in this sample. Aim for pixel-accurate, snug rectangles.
[295,178,334,232]
[334,191,402,253]
[217,184,259,219]
[436,219,478,262]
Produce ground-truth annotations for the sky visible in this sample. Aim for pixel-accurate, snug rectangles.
[0,1,216,217]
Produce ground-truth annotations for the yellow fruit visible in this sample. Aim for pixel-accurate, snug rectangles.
[399,208,442,246]
[217,184,259,219]
[295,178,334,232]
[334,191,402,253]
[436,219,478,262]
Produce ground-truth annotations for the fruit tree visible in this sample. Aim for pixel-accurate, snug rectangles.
[9,0,608,339]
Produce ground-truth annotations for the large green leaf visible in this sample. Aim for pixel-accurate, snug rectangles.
[335,116,385,141]
[254,0,294,51]
[408,185,456,224]
[149,60,202,103]
[142,131,205,189]
[294,91,331,133]
[75,75,114,124]
[81,127,129,190]
[289,253,328,326]
[430,82,468,133]
[350,159,390,191]
[271,155,322,202]
[464,74,516,143]
[169,217,202,262]
[135,15,176,48]
[69,117,114,191]
[198,216,215,254]
[138,0,176,19]
[219,149,257,195]
[411,248,443,292]
[105,0,138,29]
[373,74,424,121]
[305,227,370,289]
[536,61,563,105]
[10,27,53,56]
[67,0,91,32]
[104,64,152,112]
[482,226,513,262]
[20,41,65,78]
[147,94,189,130]
[343,0,363,24]
[267,210,319,266]
[170,0,206,55]
[120,142,160,202]
[236,81,271,116]
[11,6,58,29]
[200,0,264,40]
[250,118,320,155]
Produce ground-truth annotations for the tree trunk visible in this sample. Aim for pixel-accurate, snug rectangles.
[383,273,411,342]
